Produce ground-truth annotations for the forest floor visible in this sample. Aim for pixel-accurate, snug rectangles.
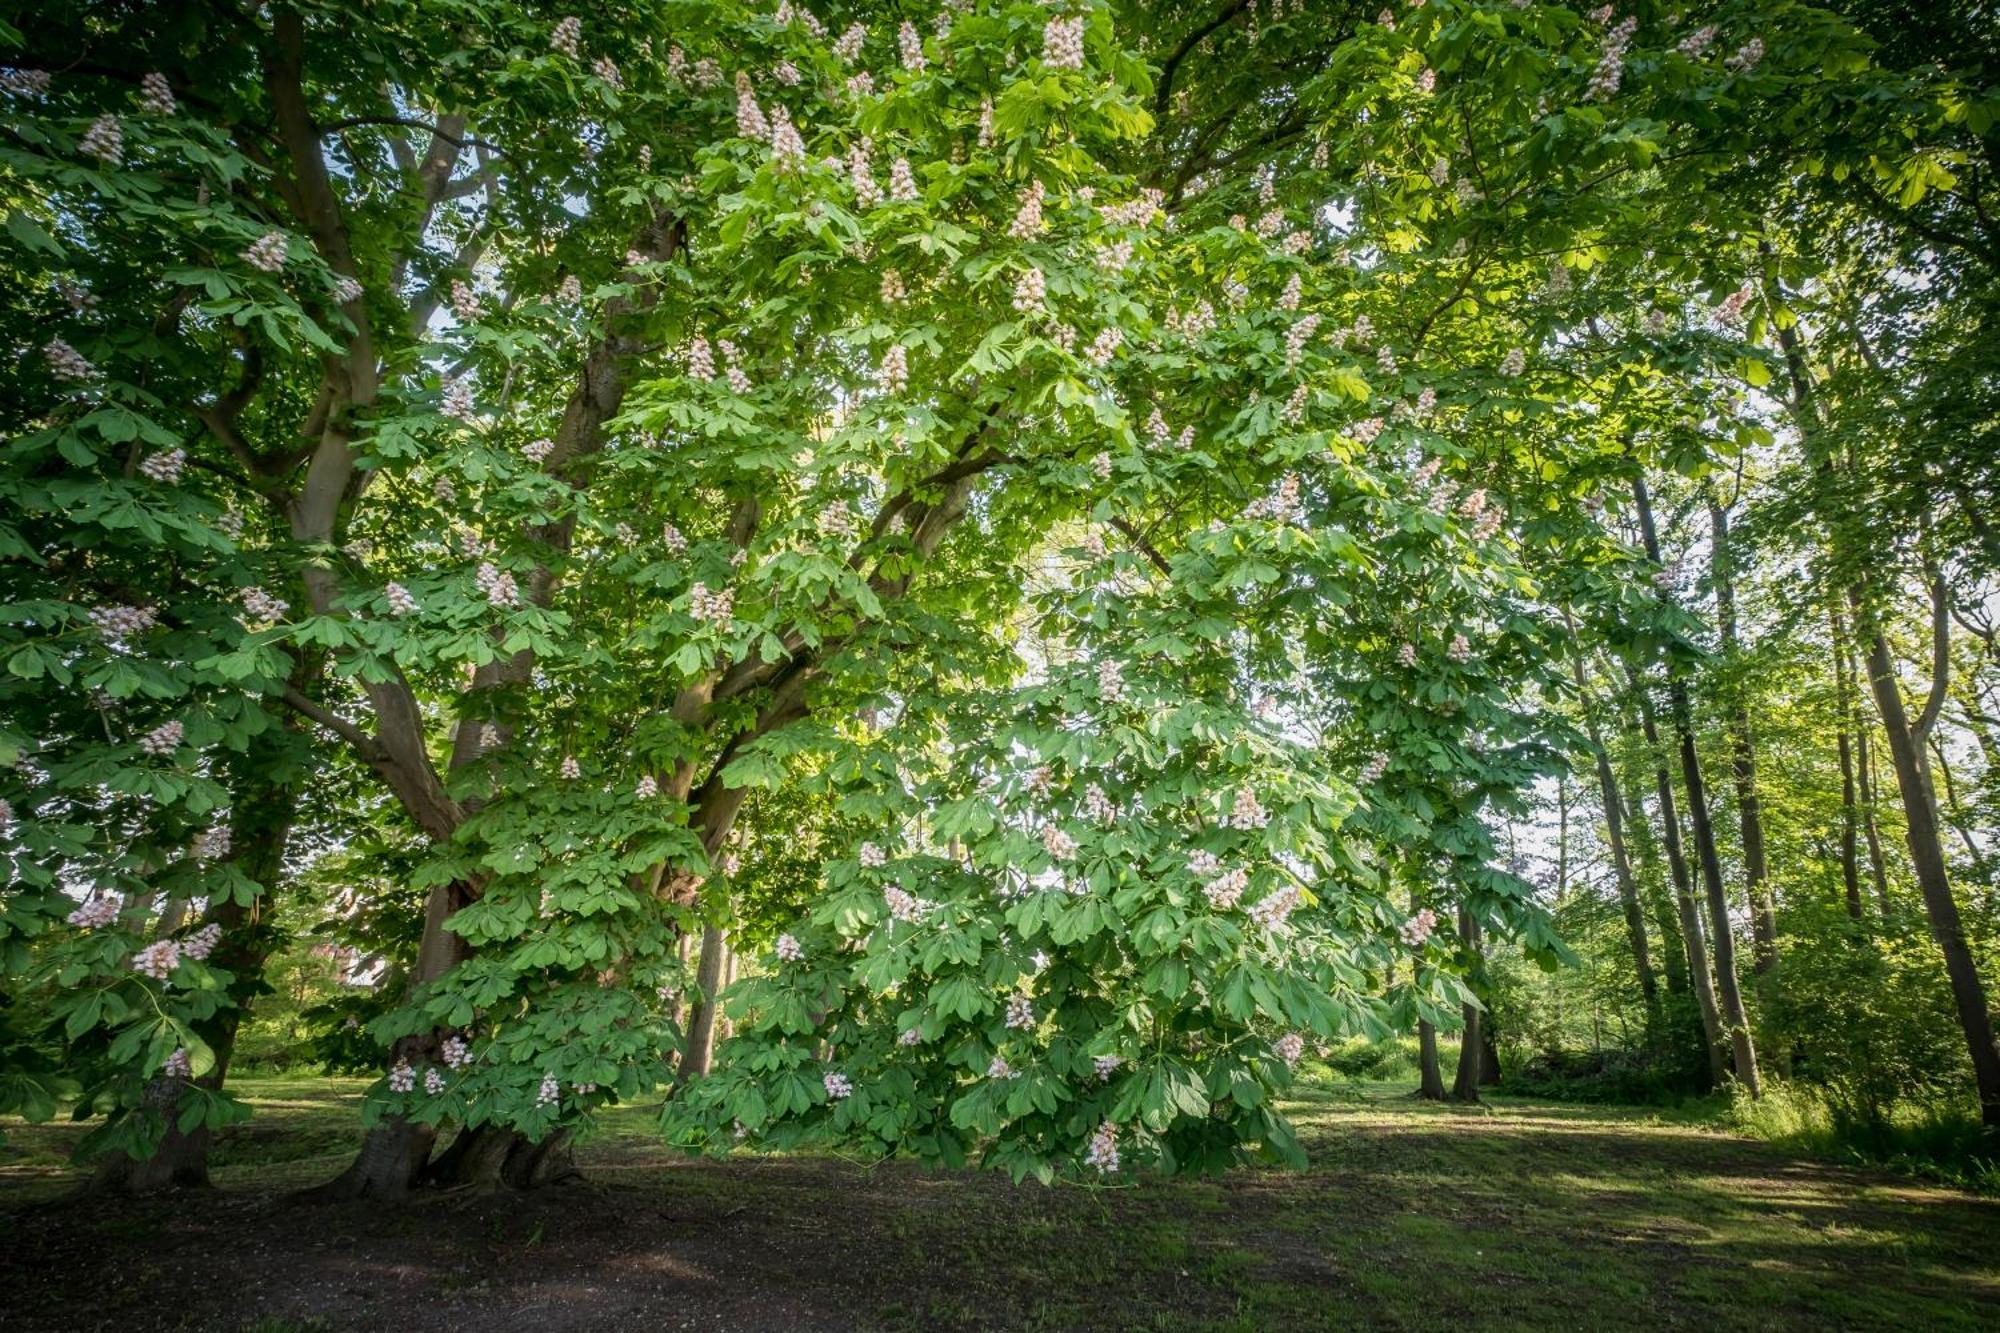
[2,1076,1997,1332]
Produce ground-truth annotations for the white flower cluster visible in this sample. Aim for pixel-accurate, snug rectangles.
[239,586,288,625]
[986,1056,1019,1080]
[1362,753,1389,784]
[770,106,807,166]
[775,932,805,962]
[1096,658,1125,703]
[1,68,52,97]
[834,22,866,62]
[535,1071,560,1107]
[716,338,753,395]
[1204,864,1248,910]
[388,1058,417,1093]
[519,436,555,466]
[1714,286,1753,323]
[446,279,482,321]
[1397,641,1419,667]
[1274,1033,1305,1066]
[192,825,230,860]
[899,1027,923,1046]
[1043,15,1085,69]
[442,377,476,421]
[859,841,887,868]
[441,1034,472,1068]
[1448,632,1472,663]
[1247,884,1301,930]
[1005,994,1035,1029]
[899,20,926,71]
[1085,326,1123,368]
[1677,24,1716,58]
[140,720,184,756]
[889,156,918,202]
[1228,788,1269,830]
[1282,384,1310,424]
[1727,37,1764,73]
[635,774,658,798]
[1401,908,1439,947]
[163,1047,193,1079]
[818,498,858,539]
[878,343,908,393]
[1082,784,1119,825]
[242,231,289,273]
[550,16,581,56]
[1094,1053,1123,1080]
[424,1067,447,1095]
[1244,472,1303,524]
[662,523,688,554]
[68,892,123,929]
[475,562,520,608]
[1008,179,1046,239]
[1499,346,1526,376]
[132,939,181,980]
[688,581,734,626]
[383,581,418,616]
[1165,301,1216,339]
[978,97,995,148]
[1284,314,1322,370]
[592,55,621,89]
[1041,823,1077,862]
[824,1071,854,1099]
[879,268,904,303]
[45,337,100,383]
[139,72,175,115]
[846,136,883,208]
[883,884,930,923]
[0,798,10,831]
[1085,1121,1119,1171]
[686,336,716,380]
[139,447,186,483]
[1279,274,1304,312]
[80,113,123,164]
[180,922,221,961]
[1099,189,1164,229]
[1587,13,1637,100]
[90,604,156,639]
[1012,266,1046,313]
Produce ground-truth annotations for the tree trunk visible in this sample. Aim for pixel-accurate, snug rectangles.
[1710,501,1778,975]
[424,1124,580,1190]
[1854,588,2000,1126]
[1479,1023,1502,1086]
[1857,714,1893,912]
[1832,606,1865,919]
[1451,908,1483,1103]
[1416,1020,1446,1100]
[678,925,728,1082]
[1635,691,1727,1089]
[1634,476,1761,1096]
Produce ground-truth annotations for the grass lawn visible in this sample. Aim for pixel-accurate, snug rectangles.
[2,1074,1996,1331]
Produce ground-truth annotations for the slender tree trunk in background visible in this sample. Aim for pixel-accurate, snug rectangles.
[1710,501,1779,976]
[1622,770,1689,996]
[1480,1023,1502,1085]
[1853,585,2000,1127]
[1832,607,1865,919]
[1567,628,1663,1033]
[1857,719,1893,912]
[1451,908,1483,1103]
[1633,476,1761,1096]
[678,925,728,1082]
[1636,691,1727,1088]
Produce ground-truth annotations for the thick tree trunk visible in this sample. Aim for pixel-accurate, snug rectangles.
[1832,606,1865,918]
[1854,593,2000,1126]
[1479,1024,1502,1086]
[423,1124,579,1190]
[1416,1020,1446,1100]
[1451,908,1483,1103]
[1635,692,1727,1088]
[678,924,728,1082]
[1710,502,1778,975]
[1634,477,1761,1096]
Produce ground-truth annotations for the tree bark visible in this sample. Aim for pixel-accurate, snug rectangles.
[678,925,728,1082]
[1832,606,1865,918]
[1634,476,1761,1096]
[1709,501,1778,975]
[1451,908,1483,1103]
[1416,1020,1446,1100]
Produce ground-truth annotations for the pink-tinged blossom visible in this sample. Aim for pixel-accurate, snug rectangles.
[1042,823,1078,862]
[1096,658,1125,703]
[1417,67,1437,93]
[550,16,581,57]
[692,57,722,88]
[1229,788,1270,831]
[848,137,882,208]
[163,1047,193,1078]
[824,1070,854,1099]
[140,447,187,483]
[1727,37,1764,73]
[239,586,287,626]
[139,72,175,115]
[878,343,908,393]
[1448,632,1471,663]
[1274,1033,1305,1066]
[450,279,483,321]
[1090,450,1113,481]
[388,1058,417,1093]
[898,20,926,71]
[1094,1053,1123,1080]
[1005,994,1035,1029]
[723,852,742,877]
[424,1066,446,1095]
[559,755,580,781]
[661,523,688,554]
[1284,314,1322,369]
[769,106,807,166]
[1083,784,1119,825]
[80,113,123,164]
[475,563,520,608]
[1024,765,1055,798]
[2,68,52,97]
[1043,15,1085,69]
[978,97,995,148]
[243,231,288,273]
[846,71,876,100]
[0,798,10,832]
[1008,179,1046,239]
[1012,267,1046,313]
[1678,25,1716,57]
[557,274,583,304]
[1247,884,1301,930]
[883,884,929,923]
[833,22,866,62]
[1714,286,1753,324]
[635,775,658,799]
[889,156,918,202]
[1085,1121,1119,1171]
[68,893,123,929]
[1587,17,1638,101]
[686,336,716,380]
[1401,908,1439,947]
[522,436,555,465]
[535,1071,560,1107]
[858,841,889,869]
[45,337,99,383]
[775,933,805,962]
[140,720,184,756]
[689,581,734,625]
[1397,641,1419,667]
[591,55,621,88]
[1361,753,1389,784]
[442,1035,471,1068]
[441,377,476,421]
[90,604,156,639]
[899,1027,923,1046]
[986,1056,1019,1080]
[132,939,181,980]
[180,922,221,960]
[1499,346,1526,376]
[1204,867,1248,910]
[879,267,903,302]
[384,581,418,616]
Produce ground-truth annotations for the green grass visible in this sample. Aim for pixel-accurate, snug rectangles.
[4,1074,1999,1331]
